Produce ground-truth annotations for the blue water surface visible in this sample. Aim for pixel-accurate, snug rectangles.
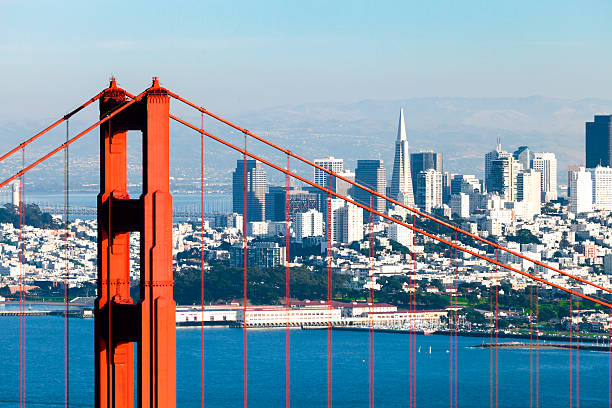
[0,315,608,407]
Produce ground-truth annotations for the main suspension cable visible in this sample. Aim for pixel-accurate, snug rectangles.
[0,89,149,190]
[0,90,105,163]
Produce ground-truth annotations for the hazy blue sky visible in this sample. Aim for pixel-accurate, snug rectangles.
[1,0,611,119]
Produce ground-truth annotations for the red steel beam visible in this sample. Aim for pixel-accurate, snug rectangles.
[167,91,612,296]
[0,90,106,163]
[0,89,149,190]
[170,113,612,309]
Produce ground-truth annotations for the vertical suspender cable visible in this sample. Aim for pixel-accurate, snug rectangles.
[576,300,579,408]
[495,249,499,408]
[64,119,70,408]
[242,134,248,408]
[285,154,291,408]
[200,113,205,408]
[530,278,533,408]
[412,214,417,408]
[454,233,458,408]
[367,198,371,408]
[327,173,333,408]
[19,147,25,408]
[409,214,413,408]
[490,254,493,408]
[570,295,573,408]
[535,269,539,408]
[449,237,454,408]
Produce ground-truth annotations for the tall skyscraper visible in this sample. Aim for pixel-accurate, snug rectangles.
[232,159,268,223]
[485,139,503,192]
[389,109,414,206]
[586,115,612,168]
[531,152,558,201]
[569,167,592,214]
[489,155,520,201]
[355,159,387,216]
[314,157,344,189]
[415,169,443,213]
[410,151,443,199]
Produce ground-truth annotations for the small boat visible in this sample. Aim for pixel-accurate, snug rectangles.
[429,346,432,354]
[418,346,421,353]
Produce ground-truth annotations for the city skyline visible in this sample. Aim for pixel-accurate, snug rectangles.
[3,3,612,407]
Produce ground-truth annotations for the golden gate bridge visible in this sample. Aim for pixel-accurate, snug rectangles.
[1,77,611,408]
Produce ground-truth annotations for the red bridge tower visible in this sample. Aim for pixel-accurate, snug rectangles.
[95,78,176,408]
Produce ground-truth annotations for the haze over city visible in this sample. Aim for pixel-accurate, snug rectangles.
[2,2,612,408]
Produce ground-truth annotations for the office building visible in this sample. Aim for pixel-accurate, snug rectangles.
[294,209,324,242]
[517,169,542,218]
[410,151,442,199]
[333,200,364,244]
[389,109,415,206]
[450,193,470,219]
[415,169,443,213]
[442,172,454,204]
[513,146,531,171]
[314,157,344,189]
[450,174,481,196]
[586,115,612,168]
[232,159,268,223]
[531,152,558,201]
[567,164,582,198]
[230,242,286,268]
[587,166,612,211]
[569,167,593,214]
[265,188,320,221]
[335,170,355,197]
[355,159,386,216]
[485,139,504,192]
[488,155,520,201]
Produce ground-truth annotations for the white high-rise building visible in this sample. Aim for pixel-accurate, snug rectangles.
[389,109,414,206]
[294,209,324,242]
[587,166,612,211]
[388,220,414,248]
[11,180,19,206]
[569,167,593,214]
[333,200,363,244]
[314,157,344,189]
[531,152,558,201]
[450,193,470,218]
[326,198,347,244]
[415,169,443,213]
[517,169,541,218]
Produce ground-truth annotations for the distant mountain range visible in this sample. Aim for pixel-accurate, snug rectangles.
[2,96,611,192]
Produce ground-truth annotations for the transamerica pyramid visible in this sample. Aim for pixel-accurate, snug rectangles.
[389,108,415,206]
